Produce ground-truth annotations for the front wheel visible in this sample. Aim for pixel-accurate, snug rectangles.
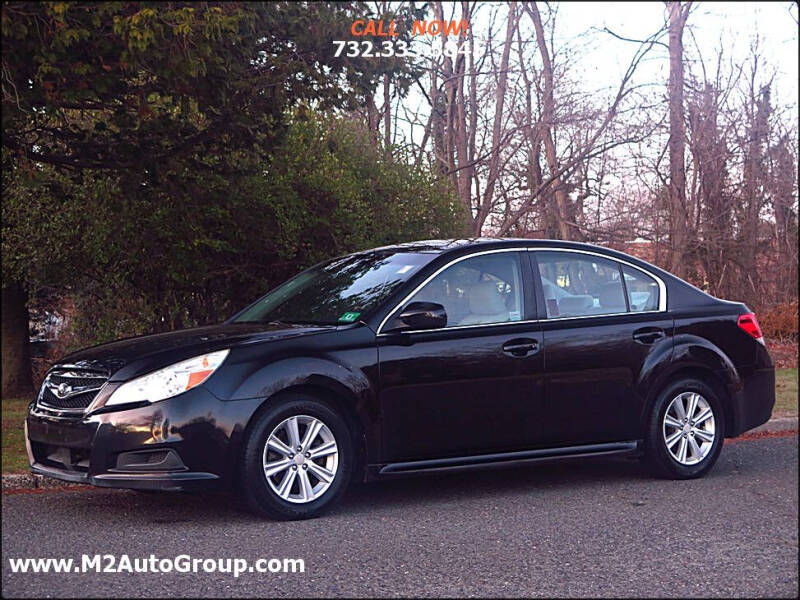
[239,393,353,520]
[645,378,725,479]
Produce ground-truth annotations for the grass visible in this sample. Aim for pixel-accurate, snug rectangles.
[774,368,798,418]
[2,398,31,474]
[1,368,798,475]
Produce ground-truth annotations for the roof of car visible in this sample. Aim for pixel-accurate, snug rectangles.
[369,238,682,285]
[371,238,621,255]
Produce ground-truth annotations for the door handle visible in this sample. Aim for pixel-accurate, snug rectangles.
[502,338,539,357]
[633,327,665,345]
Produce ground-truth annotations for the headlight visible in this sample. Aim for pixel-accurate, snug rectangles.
[105,349,229,407]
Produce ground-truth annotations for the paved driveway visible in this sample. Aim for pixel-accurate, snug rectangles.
[2,436,797,598]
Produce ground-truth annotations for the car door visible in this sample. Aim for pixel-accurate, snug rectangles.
[531,249,673,447]
[377,250,545,462]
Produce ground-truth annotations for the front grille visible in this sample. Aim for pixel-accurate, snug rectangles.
[49,373,105,389]
[40,387,100,410]
[37,369,108,412]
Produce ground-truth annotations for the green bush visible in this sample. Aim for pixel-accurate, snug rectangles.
[7,112,463,355]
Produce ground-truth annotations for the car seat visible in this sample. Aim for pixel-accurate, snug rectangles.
[598,281,626,313]
[458,281,509,325]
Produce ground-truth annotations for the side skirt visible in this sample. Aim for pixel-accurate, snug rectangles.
[373,441,642,478]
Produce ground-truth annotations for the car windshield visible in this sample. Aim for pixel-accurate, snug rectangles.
[232,251,435,326]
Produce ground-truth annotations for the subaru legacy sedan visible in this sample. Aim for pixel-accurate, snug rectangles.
[26,239,775,519]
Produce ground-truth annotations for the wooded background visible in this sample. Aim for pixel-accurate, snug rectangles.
[2,2,798,397]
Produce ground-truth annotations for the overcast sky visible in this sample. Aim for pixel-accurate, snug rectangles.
[388,2,798,228]
[396,2,798,140]
[552,1,799,109]
[393,2,798,167]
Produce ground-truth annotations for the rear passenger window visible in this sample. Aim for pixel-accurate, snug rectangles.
[536,252,627,318]
[623,266,660,311]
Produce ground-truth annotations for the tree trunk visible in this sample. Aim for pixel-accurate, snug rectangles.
[666,1,691,277]
[467,10,479,231]
[383,72,392,157]
[433,1,472,232]
[515,23,543,237]
[2,281,34,398]
[366,95,381,145]
[454,32,473,232]
[474,2,516,235]
[770,136,799,303]
[740,85,770,304]
[529,3,575,241]
[689,83,730,299]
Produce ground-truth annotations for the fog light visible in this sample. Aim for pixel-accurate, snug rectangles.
[114,449,186,472]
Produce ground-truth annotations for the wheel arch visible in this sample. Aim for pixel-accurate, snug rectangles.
[246,383,367,471]
[231,359,375,485]
[639,335,741,438]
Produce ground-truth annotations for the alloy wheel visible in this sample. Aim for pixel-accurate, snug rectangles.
[662,392,716,466]
[262,415,339,504]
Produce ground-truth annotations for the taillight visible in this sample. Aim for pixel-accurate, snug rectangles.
[737,313,764,345]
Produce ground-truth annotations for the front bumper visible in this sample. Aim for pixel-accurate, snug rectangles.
[25,387,256,491]
[28,461,219,491]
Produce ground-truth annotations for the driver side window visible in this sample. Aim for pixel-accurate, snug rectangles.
[406,252,523,328]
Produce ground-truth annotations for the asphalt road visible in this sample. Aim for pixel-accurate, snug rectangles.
[2,436,797,598]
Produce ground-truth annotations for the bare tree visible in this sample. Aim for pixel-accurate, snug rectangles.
[666,1,692,277]
[373,1,797,313]
[524,2,578,240]
[495,4,666,237]
[472,3,517,235]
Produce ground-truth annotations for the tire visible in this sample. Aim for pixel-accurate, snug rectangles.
[644,377,725,479]
[238,392,353,520]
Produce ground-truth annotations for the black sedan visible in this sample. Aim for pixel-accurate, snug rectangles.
[26,239,775,519]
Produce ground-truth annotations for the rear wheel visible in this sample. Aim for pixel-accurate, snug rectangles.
[645,378,725,479]
[239,393,353,520]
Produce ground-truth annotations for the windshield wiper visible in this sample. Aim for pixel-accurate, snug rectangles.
[267,319,336,327]
[233,318,338,327]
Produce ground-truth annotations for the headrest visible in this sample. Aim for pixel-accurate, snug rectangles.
[599,282,626,309]
[541,281,556,299]
[468,282,506,315]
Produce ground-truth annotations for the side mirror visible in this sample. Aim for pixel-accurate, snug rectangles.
[384,301,447,332]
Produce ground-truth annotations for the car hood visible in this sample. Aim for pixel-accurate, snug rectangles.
[57,322,333,382]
